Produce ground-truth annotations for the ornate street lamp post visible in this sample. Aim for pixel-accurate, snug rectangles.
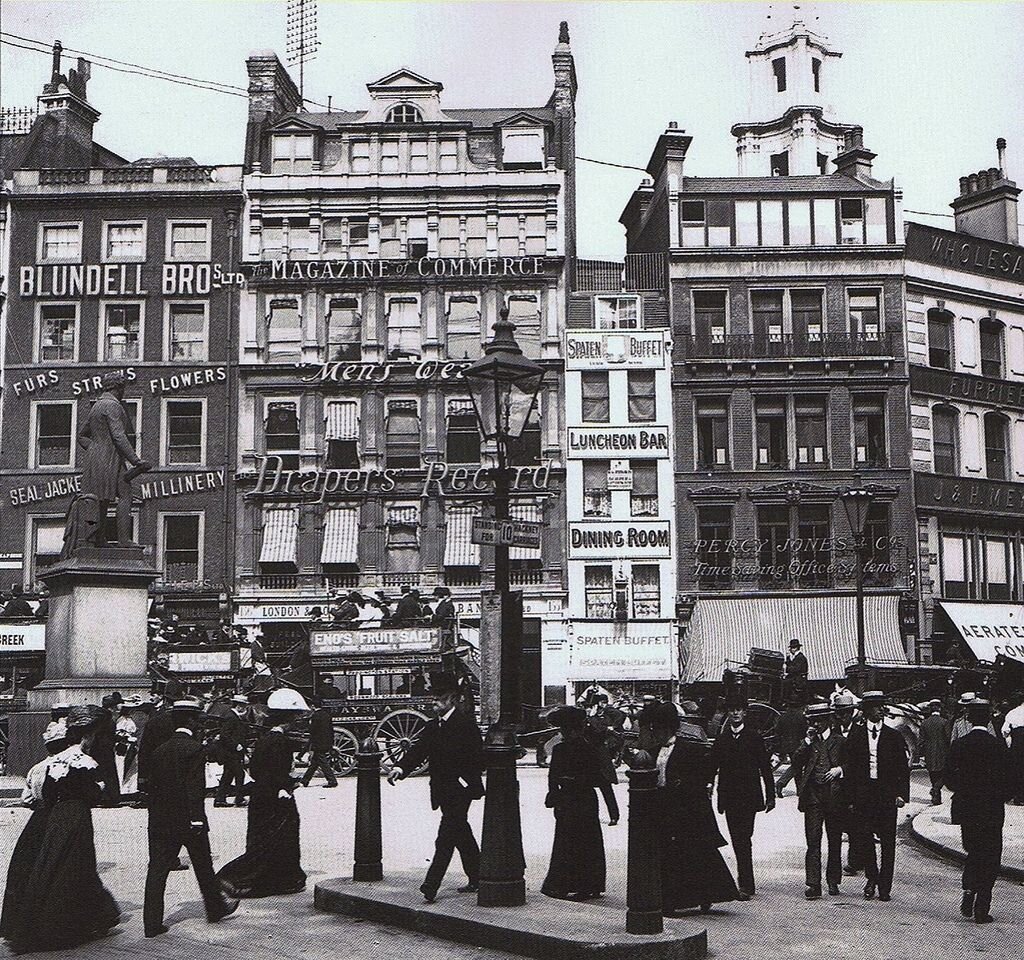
[463,306,544,908]
[840,484,876,694]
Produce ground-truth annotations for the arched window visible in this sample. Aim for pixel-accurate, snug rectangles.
[980,318,1004,379]
[927,308,953,369]
[932,405,959,475]
[984,411,1010,480]
[386,104,421,124]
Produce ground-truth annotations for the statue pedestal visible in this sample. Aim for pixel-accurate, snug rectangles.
[7,546,158,774]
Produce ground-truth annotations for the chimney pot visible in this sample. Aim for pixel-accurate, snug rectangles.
[51,41,62,78]
[959,176,970,196]
[668,121,678,129]
[997,138,1008,176]
[988,167,1001,182]
[968,173,979,194]
[978,170,990,191]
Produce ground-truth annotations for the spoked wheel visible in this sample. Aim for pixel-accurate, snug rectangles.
[373,708,429,774]
[745,701,781,755]
[331,727,360,777]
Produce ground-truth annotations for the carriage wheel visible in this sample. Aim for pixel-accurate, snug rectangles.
[745,701,781,755]
[331,728,360,777]
[373,708,429,773]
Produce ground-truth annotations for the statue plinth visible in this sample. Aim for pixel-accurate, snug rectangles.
[7,544,158,775]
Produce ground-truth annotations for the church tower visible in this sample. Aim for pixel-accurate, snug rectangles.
[732,16,857,176]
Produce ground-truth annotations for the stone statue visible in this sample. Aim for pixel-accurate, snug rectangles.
[62,371,151,555]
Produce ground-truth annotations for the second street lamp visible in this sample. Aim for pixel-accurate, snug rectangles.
[840,484,875,694]
[462,306,544,908]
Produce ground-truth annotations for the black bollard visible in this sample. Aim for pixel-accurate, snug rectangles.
[353,737,383,882]
[626,748,663,935]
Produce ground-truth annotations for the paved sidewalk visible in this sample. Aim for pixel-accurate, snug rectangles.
[910,799,1024,881]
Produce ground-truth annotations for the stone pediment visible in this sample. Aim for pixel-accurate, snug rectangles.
[267,116,322,134]
[496,111,548,128]
[686,485,742,503]
[366,68,443,94]
[747,480,835,503]
[364,68,448,123]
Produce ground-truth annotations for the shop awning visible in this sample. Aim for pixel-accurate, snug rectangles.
[325,400,359,441]
[683,594,907,683]
[320,507,360,565]
[938,601,1024,665]
[259,507,299,566]
[445,506,480,566]
[509,501,543,560]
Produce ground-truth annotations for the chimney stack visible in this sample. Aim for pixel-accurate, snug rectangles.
[833,125,876,181]
[36,39,100,167]
[951,139,1020,245]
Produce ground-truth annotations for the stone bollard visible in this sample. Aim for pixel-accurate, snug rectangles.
[626,748,663,935]
[353,737,383,882]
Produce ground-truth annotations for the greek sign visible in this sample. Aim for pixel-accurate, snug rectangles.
[471,518,542,548]
[0,621,46,653]
[565,330,667,369]
[567,620,676,681]
[310,625,441,658]
[246,256,557,284]
[567,426,670,458]
[167,649,236,674]
[568,521,672,559]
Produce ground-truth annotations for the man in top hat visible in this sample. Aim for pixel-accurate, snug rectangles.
[841,691,909,901]
[214,695,250,807]
[431,587,455,627]
[785,639,809,703]
[790,703,846,898]
[831,692,865,876]
[387,673,484,903]
[920,699,952,806]
[945,699,1013,923]
[143,699,239,938]
[392,586,424,627]
[708,691,776,899]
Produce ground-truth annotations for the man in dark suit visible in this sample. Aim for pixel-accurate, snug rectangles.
[301,697,339,787]
[785,639,809,704]
[143,700,238,938]
[841,691,909,902]
[430,586,456,627]
[790,703,846,898]
[392,586,424,626]
[387,673,485,902]
[945,699,1012,923]
[708,693,776,898]
[920,699,951,805]
[214,695,250,806]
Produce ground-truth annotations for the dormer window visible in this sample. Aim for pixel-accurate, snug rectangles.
[272,134,314,174]
[387,104,421,124]
[501,127,544,169]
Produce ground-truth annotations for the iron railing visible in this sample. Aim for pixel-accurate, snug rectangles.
[678,332,896,360]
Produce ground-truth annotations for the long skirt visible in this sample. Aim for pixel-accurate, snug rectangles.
[217,795,306,897]
[662,836,739,911]
[2,801,120,953]
[541,786,606,897]
[0,807,50,940]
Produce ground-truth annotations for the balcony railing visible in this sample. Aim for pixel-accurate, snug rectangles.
[678,332,895,361]
[103,167,155,184]
[167,165,214,183]
[39,168,89,185]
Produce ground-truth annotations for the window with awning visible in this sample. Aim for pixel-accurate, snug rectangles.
[321,507,360,566]
[259,507,299,567]
[386,503,419,573]
[444,505,480,567]
[446,398,480,464]
[325,399,360,469]
[326,296,361,361]
[509,501,543,561]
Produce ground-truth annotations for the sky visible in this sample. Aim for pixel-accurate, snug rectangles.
[2,0,1023,258]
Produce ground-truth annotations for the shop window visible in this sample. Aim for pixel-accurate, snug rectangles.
[693,290,727,342]
[791,290,823,343]
[103,221,145,261]
[853,394,887,467]
[271,134,314,174]
[350,141,370,173]
[697,506,733,589]
[941,533,971,599]
[507,295,541,359]
[980,319,1004,379]
[932,406,959,475]
[583,461,611,518]
[326,296,361,361]
[40,223,81,262]
[796,504,831,587]
[758,506,791,587]
[752,290,784,344]
[34,401,74,468]
[265,401,300,470]
[581,372,610,423]
[985,412,1009,480]
[840,198,865,244]
[32,518,65,584]
[501,127,544,168]
[387,104,422,124]
[755,397,788,469]
[863,503,893,587]
[627,370,656,423]
[102,303,141,361]
[795,397,828,467]
[584,565,614,619]
[632,565,660,619]
[165,400,204,466]
[984,537,1011,601]
[439,139,458,172]
[38,303,77,361]
[266,298,302,362]
[325,399,360,469]
[168,303,207,361]
[595,296,640,330]
[161,514,201,582]
[446,295,482,360]
[770,151,789,177]
[386,401,420,469]
[849,289,881,341]
[508,407,541,466]
[446,400,480,464]
[696,397,730,469]
[630,460,658,517]
[386,296,421,359]
[167,221,210,261]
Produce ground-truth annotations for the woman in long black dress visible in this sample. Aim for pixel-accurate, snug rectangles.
[541,706,606,901]
[3,705,121,954]
[648,701,738,914]
[218,688,308,897]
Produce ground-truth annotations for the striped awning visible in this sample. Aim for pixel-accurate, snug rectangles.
[325,400,359,441]
[510,501,543,560]
[259,507,299,566]
[321,507,360,565]
[682,594,907,684]
[387,504,419,527]
[447,398,475,417]
[445,506,480,566]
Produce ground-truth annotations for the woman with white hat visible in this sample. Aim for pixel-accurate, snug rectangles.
[217,688,309,897]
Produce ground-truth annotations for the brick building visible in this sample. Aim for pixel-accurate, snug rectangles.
[232,26,577,705]
[0,47,243,626]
